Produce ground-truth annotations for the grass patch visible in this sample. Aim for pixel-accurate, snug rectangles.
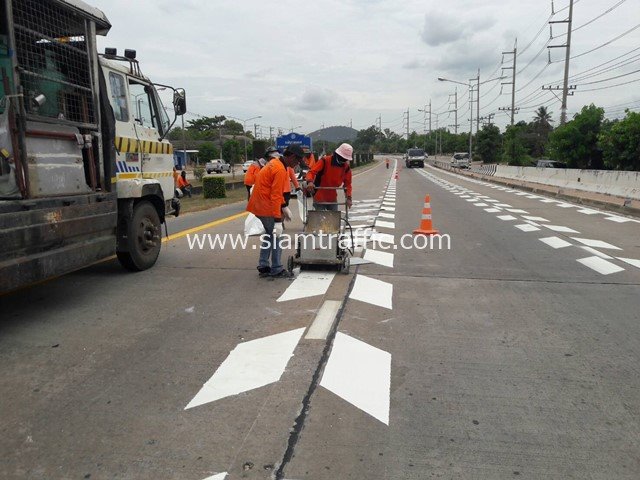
[179,186,246,214]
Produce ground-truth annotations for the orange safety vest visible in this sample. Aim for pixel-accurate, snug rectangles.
[244,162,262,186]
[247,158,288,218]
[305,154,352,203]
[283,167,300,193]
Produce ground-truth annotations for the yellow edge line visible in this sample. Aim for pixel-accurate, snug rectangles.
[162,211,249,243]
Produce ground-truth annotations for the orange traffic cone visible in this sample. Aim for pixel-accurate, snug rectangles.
[413,195,439,236]
[394,170,399,179]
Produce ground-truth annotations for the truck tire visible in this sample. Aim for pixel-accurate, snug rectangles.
[117,201,162,271]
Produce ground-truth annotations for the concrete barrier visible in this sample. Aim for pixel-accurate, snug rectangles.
[475,165,640,201]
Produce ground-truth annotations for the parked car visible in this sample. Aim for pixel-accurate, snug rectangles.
[451,152,470,169]
[205,159,231,174]
[242,160,254,173]
[536,159,567,168]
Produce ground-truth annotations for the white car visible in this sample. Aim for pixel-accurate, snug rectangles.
[242,160,254,173]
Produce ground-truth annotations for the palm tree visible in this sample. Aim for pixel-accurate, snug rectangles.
[532,106,553,131]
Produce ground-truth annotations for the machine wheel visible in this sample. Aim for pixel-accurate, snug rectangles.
[117,201,162,271]
[340,255,350,275]
[287,255,294,273]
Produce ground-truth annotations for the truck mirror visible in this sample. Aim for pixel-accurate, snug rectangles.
[173,88,186,116]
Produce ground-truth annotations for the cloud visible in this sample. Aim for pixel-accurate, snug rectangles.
[288,87,343,111]
[420,10,496,47]
[402,59,428,70]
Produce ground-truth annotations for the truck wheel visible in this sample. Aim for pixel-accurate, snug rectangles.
[117,201,162,271]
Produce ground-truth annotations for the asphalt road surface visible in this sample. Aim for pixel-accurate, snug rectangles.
[1,158,639,479]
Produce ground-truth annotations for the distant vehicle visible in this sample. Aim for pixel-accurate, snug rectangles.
[405,148,426,168]
[451,152,470,169]
[205,159,231,174]
[536,159,567,168]
[242,160,254,173]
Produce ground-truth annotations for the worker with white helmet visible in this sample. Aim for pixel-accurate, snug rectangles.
[305,143,353,211]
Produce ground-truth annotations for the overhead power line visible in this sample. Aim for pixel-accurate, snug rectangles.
[577,68,640,86]
[569,23,640,60]
[578,77,640,92]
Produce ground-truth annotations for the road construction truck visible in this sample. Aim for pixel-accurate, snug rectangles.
[0,0,186,293]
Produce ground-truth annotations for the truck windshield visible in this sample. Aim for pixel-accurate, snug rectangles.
[408,149,424,157]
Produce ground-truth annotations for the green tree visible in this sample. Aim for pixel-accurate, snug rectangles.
[548,104,604,169]
[198,142,219,162]
[528,106,554,157]
[475,125,502,163]
[502,122,528,165]
[222,119,244,135]
[354,125,383,152]
[186,115,226,133]
[598,110,640,170]
[222,139,241,163]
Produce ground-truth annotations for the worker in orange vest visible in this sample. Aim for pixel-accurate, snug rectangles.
[247,144,304,278]
[305,143,353,211]
[386,158,390,169]
[244,156,267,201]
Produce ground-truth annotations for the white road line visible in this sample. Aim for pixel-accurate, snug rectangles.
[484,208,502,213]
[185,328,305,409]
[605,216,633,223]
[577,208,599,215]
[577,256,625,275]
[495,203,513,208]
[378,212,395,219]
[381,206,395,212]
[306,300,342,340]
[320,333,391,425]
[618,257,640,269]
[376,220,395,229]
[506,208,529,214]
[277,271,337,302]
[544,225,580,233]
[522,215,549,222]
[580,246,614,259]
[202,473,228,480]
[556,203,575,208]
[363,249,394,268]
[349,274,393,309]
[539,236,573,249]
[370,232,395,244]
[474,202,489,207]
[515,224,540,232]
[571,238,622,250]
[350,257,373,266]
[539,199,556,203]
[497,215,518,221]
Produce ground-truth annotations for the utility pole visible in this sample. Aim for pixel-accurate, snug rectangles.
[479,113,495,127]
[476,69,481,134]
[376,114,382,131]
[501,39,518,126]
[269,126,274,142]
[448,89,459,134]
[548,0,574,124]
[254,123,259,138]
[403,108,410,140]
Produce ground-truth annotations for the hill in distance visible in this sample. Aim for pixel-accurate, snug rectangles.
[308,125,358,144]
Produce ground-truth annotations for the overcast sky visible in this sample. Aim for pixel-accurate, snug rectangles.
[91,0,640,137]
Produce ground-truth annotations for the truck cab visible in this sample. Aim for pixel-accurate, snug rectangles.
[405,148,425,168]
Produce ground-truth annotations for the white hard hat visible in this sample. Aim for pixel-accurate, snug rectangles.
[335,143,353,161]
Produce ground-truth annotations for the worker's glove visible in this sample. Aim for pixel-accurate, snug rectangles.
[273,222,284,236]
[306,183,316,195]
[295,187,302,193]
[282,206,293,221]
[346,197,353,208]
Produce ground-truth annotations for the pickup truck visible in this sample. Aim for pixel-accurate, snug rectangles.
[205,159,232,174]
[451,153,470,169]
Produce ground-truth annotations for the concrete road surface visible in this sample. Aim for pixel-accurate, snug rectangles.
[1,158,639,480]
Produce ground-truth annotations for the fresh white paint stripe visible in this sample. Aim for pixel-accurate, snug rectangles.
[571,238,622,250]
[539,198,556,203]
[515,224,540,232]
[545,225,580,233]
[497,215,518,221]
[577,256,625,275]
[486,199,500,203]
[350,257,372,266]
[576,208,599,215]
[495,203,513,208]
[320,333,391,425]
[306,300,342,340]
[506,208,529,214]
[382,201,395,206]
[378,212,395,219]
[580,246,613,259]
[618,257,640,269]
[349,274,393,310]
[202,473,227,480]
[370,232,395,244]
[522,215,549,222]
[277,271,337,302]
[515,192,529,196]
[381,206,395,212]
[466,198,479,202]
[539,236,572,249]
[556,203,575,208]
[351,215,377,221]
[474,202,489,207]
[363,249,394,268]
[605,216,633,223]
[484,208,501,213]
[376,220,395,229]
[460,195,471,198]
[185,328,305,409]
